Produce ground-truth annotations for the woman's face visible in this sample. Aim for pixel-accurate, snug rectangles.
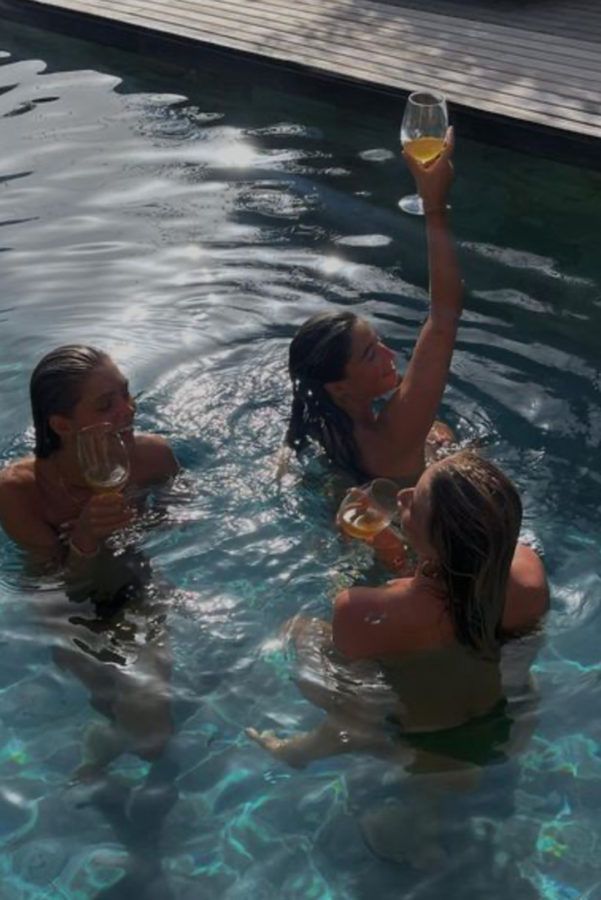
[337,319,398,399]
[50,359,136,447]
[397,464,438,558]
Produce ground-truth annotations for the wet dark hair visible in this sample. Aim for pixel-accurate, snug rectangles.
[287,311,364,475]
[30,345,109,458]
[428,451,523,658]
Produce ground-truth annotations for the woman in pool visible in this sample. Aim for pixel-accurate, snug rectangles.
[287,128,462,484]
[248,450,549,767]
[0,345,179,778]
[0,344,178,561]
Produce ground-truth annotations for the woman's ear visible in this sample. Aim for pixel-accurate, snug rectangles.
[48,413,74,439]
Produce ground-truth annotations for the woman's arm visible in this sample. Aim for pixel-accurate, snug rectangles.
[0,465,132,565]
[377,130,464,455]
[0,467,62,560]
[368,527,412,574]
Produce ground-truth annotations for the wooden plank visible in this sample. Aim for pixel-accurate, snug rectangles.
[86,0,601,70]
[33,0,601,93]
[383,0,601,44]
[30,0,599,77]
[160,0,601,94]
[31,0,601,95]
[27,0,601,73]
[15,0,601,139]
[209,0,601,67]
[73,0,601,131]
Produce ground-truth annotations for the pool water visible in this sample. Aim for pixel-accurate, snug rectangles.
[1,17,601,899]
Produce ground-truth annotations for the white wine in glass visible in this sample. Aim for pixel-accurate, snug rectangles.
[337,479,398,540]
[339,504,390,539]
[77,423,130,494]
[399,90,448,216]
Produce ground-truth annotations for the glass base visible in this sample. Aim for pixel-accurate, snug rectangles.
[398,193,424,216]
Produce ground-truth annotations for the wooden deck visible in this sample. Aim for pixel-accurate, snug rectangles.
[4,0,601,142]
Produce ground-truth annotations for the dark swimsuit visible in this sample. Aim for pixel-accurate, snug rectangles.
[387,701,512,771]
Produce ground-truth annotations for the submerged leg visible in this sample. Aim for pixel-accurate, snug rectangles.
[361,796,449,870]
[55,630,173,778]
[361,748,482,869]
[111,639,173,762]
[70,721,128,784]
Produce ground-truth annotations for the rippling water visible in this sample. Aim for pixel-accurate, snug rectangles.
[1,18,601,900]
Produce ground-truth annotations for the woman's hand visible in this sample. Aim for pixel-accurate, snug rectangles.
[403,126,454,212]
[368,526,411,574]
[70,493,133,554]
[337,489,410,574]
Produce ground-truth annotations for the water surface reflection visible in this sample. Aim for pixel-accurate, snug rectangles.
[1,20,601,899]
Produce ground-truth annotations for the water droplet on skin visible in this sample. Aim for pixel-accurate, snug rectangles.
[339,731,350,744]
[364,613,387,625]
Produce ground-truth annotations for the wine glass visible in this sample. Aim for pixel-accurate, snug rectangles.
[399,90,448,216]
[337,478,399,540]
[77,423,130,494]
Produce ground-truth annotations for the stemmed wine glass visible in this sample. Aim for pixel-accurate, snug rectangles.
[77,423,130,494]
[399,90,448,216]
[337,478,399,540]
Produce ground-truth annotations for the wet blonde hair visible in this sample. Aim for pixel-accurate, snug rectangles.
[30,345,108,457]
[427,451,522,658]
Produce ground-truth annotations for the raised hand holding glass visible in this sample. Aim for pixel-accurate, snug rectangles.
[400,90,448,215]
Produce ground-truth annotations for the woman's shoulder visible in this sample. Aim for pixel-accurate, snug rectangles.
[503,543,549,632]
[130,433,179,485]
[333,575,452,660]
[0,457,42,524]
[0,457,63,550]
[0,456,37,494]
[511,544,548,597]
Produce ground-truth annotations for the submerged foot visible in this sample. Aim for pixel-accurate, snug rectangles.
[246,727,307,768]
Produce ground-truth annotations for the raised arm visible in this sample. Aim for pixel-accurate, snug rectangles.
[378,128,464,454]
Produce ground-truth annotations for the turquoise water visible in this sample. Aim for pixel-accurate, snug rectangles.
[1,18,601,899]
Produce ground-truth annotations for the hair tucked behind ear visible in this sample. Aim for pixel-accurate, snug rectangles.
[287,312,365,476]
[30,345,108,458]
[427,451,522,658]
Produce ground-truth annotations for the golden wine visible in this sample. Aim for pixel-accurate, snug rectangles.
[340,505,387,539]
[403,136,444,165]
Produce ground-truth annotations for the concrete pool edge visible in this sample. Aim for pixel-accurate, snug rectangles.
[1,0,600,172]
